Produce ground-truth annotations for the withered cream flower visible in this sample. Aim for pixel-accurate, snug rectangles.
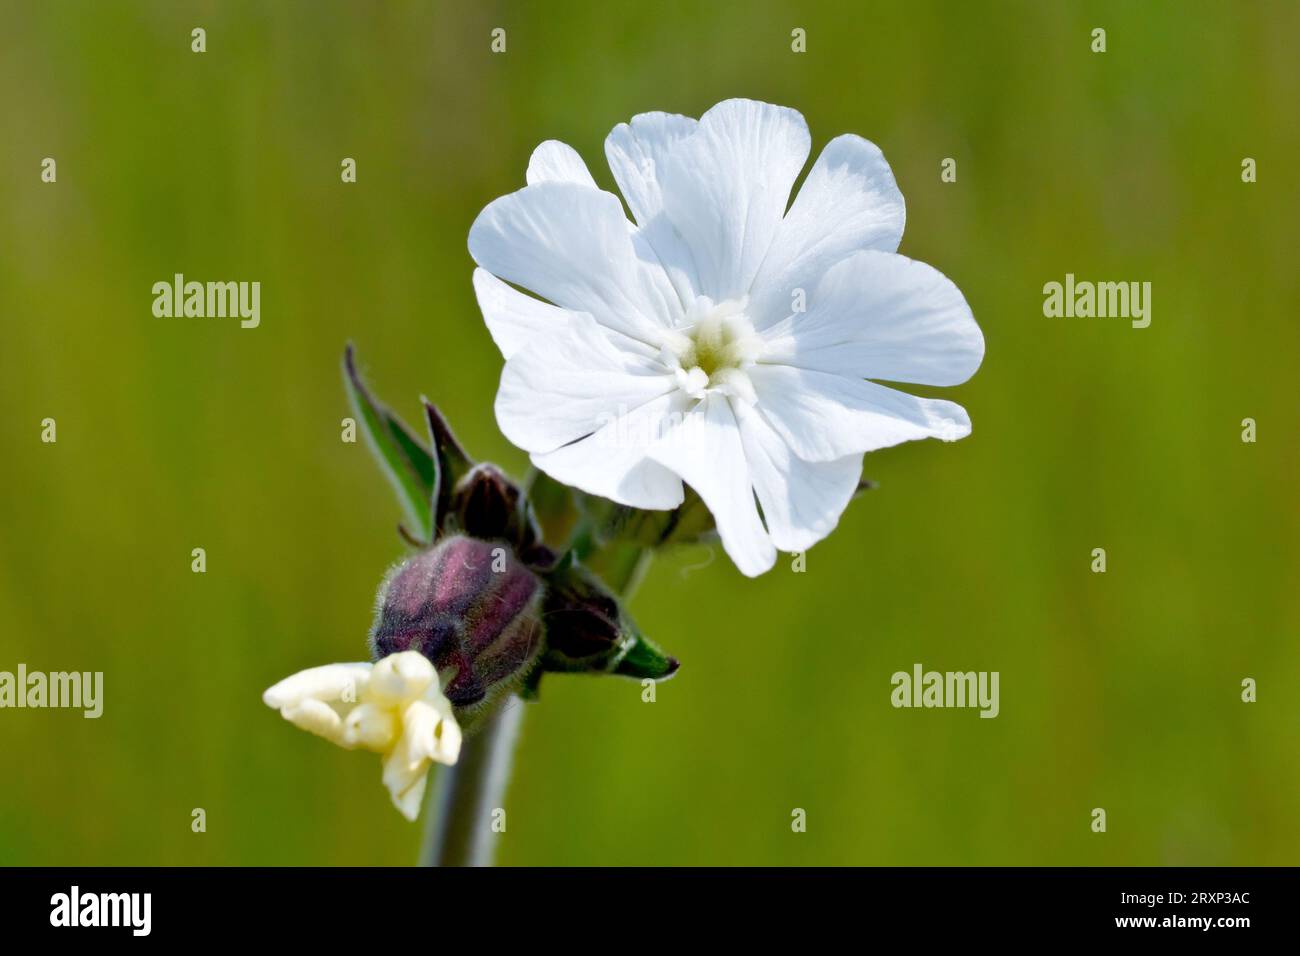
[263,651,462,820]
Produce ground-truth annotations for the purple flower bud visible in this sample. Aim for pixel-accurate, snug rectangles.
[543,573,623,660]
[445,463,557,567]
[449,464,529,543]
[369,534,544,726]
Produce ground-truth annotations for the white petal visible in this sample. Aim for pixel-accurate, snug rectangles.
[468,182,679,345]
[262,662,372,710]
[381,741,429,822]
[495,311,676,454]
[420,679,458,719]
[367,651,436,707]
[531,389,690,509]
[422,688,463,766]
[606,111,698,225]
[403,699,461,766]
[341,702,399,752]
[760,251,984,386]
[526,140,598,188]
[749,364,972,461]
[647,394,775,577]
[278,698,350,747]
[391,775,427,821]
[734,402,863,552]
[748,135,906,329]
[657,99,811,301]
[527,132,688,324]
[472,268,580,360]
[606,112,702,305]
[433,719,461,767]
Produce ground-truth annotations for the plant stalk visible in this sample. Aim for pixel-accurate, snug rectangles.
[419,696,527,866]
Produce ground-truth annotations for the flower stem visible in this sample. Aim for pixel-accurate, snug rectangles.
[419,697,526,866]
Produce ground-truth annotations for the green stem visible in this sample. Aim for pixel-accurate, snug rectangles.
[419,697,526,866]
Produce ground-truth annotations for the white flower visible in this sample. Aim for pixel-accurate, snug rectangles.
[263,651,462,820]
[469,98,984,576]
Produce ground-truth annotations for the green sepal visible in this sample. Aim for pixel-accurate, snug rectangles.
[573,487,716,554]
[537,560,679,682]
[612,627,678,681]
[421,398,474,537]
[343,345,436,542]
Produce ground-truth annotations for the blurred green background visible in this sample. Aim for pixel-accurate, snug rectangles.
[1,0,1297,866]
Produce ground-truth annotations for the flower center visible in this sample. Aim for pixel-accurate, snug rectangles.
[664,297,761,402]
[682,317,745,377]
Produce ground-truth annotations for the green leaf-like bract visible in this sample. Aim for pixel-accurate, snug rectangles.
[343,345,437,541]
[422,398,473,537]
